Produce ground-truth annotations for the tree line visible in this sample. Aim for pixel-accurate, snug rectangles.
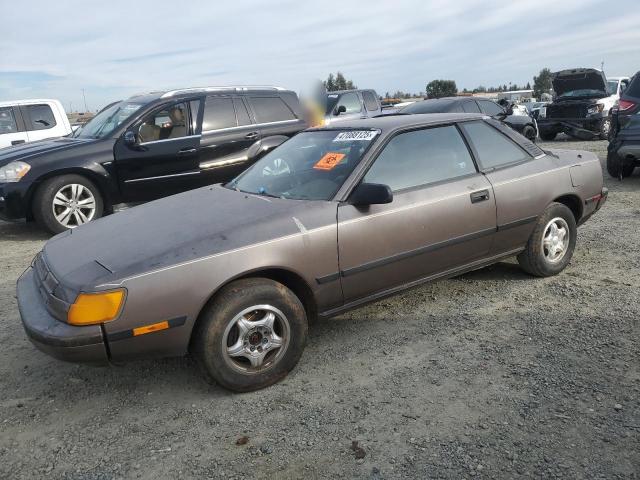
[323,68,553,99]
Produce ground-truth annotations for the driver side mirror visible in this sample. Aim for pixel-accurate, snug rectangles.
[350,183,393,206]
[335,105,347,116]
[123,131,137,146]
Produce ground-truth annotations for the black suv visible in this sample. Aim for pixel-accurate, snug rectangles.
[0,86,306,233]
[608,72,640,179]
[400,97,538,142]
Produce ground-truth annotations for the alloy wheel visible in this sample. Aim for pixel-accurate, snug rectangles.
[52,183,97,228]
[541,217,570,264]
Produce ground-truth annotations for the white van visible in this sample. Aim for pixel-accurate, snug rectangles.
[0,99,72,149]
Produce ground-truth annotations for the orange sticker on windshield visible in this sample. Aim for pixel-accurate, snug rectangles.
[314,152,345,171]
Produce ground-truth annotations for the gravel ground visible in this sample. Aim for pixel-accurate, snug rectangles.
[0,137,638,479]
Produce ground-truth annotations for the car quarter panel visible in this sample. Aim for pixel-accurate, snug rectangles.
[485,149,603,254]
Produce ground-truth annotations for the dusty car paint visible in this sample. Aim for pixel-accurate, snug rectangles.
[17,113,606,364]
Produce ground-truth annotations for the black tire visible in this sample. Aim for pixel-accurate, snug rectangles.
[192,278,308,392]
[606,152,635,179]
[517,202,577,278]
[522,125,537,142]
[539,130,557,141]
[599,117,612,140]
[33,174,104,234]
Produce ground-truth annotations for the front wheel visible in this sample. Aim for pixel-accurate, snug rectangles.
[539,130,557,141]
[33,174,104,234]
[522,125,537,142]
[599,117,612,140]
[517,203,577,277]
[192,278,308,392]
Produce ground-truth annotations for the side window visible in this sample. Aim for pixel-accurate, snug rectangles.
[460,120,530,170]
[202,97,237,131]
[249,96,296,123]
[234,98,251,126]
[362,91,379,111]
[0,107,18,134]
[477,100,504,116]
[462,101,481,113]
[336,93,362,114]
[189,100,201,132]
[23,104,57,131]
[138,102,189,143]
[363,125,476,192]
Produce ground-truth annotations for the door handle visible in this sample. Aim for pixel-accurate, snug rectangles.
[177,148,197,156]
[470,189,490,203]
[11,140,25,146]
[245,132,259,140]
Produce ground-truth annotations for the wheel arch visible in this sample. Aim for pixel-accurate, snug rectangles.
[27,167,116,220]
[189,266,318,346]
[553,194,583,223]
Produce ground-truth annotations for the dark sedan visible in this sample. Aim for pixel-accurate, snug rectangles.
[400,97,538,142]
[17,113,606,391]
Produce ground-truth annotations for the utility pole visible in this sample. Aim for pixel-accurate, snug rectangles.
[82,89,88,112]
[601,60,605,72]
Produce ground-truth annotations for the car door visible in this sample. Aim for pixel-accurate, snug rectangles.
[0,106,28,148]
[337,124,497,302]
[196,95,264,185]
[113,100,201,202]
[329,92,365,123]
[459,119,550,255]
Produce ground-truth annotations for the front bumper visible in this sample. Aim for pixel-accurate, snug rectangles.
[538,116,605,139]
[0,181,31,220]
[17,267,108,363]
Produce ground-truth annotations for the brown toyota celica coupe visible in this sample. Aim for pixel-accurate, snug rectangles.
[17,113,607,391]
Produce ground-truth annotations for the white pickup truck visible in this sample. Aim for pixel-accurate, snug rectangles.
[0,99,72,149]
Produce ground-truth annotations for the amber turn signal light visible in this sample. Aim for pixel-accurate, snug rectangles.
[67,289,125,326]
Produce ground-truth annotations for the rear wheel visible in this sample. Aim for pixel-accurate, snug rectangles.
[539,130,557,141]
[192,278,308,392]
[33,174,104,234]
[517,202,577,277]
[606,152,635,179]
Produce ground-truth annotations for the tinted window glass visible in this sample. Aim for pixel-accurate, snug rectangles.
[401,99,455,114]
[234,98,251,126]
[461,120,530,169]
[250,96,296,123]
[24,104,56,131]
[0,107,18,134]
[364,126,476,191]
[477,100,504,116]
[625,74,640,98]
[462,101,481,113]
[189,100,200,132]
[202,97,237,131]
[138,102,189,143]
[362,91,379,111]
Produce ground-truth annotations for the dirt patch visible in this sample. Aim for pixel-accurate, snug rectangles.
[0,139,638,479]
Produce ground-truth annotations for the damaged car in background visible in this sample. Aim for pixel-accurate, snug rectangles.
[17,114,607,392]
[537,68,628,140]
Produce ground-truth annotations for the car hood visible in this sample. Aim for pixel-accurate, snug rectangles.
[0,136,95,167]
[552,68,608,98]
[42,185,335,290]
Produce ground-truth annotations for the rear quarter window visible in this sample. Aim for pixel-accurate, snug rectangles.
[460,120,531,170]
[362,91,379,111]
[23,104,57,131]
[249,96,296,123]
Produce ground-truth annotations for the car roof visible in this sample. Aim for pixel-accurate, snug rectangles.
[0,98,63,108]
[312,112,486,133]
[125,86,293,103]
[326,89,374,95]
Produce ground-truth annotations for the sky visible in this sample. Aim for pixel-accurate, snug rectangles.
[2,0,640,112]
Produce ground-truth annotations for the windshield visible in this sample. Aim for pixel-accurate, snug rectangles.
[606,80,619,96]
[228,130,379,201]
[75,101,143,139]
[558,89,605,98]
